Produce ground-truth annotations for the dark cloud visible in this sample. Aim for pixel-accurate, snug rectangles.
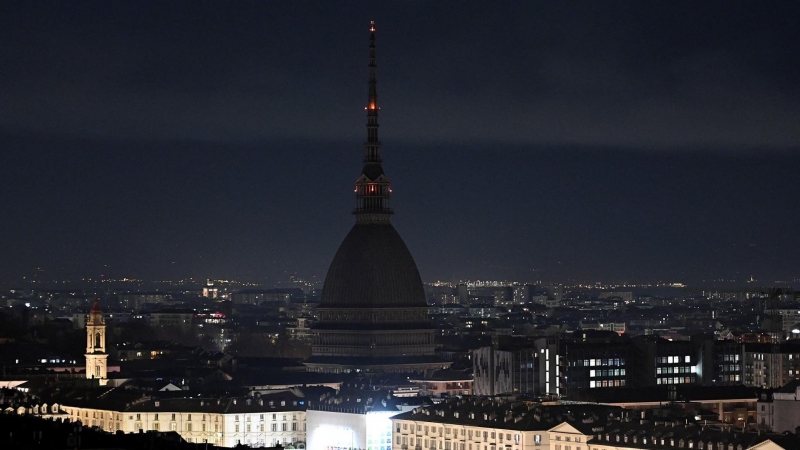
[1,2,799,285]
[1,1,798,149]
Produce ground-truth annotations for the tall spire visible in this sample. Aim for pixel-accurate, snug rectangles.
[365,20,379,163]
[355,21,392,223]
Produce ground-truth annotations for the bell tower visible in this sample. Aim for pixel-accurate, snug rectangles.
[85,300,108,385]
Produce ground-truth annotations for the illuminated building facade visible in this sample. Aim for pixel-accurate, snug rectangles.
[203,279,219,299]
[62,395,306,448]
[84,300,108,385]
[391,399,796,450]
[307,408,396,450]
[389,399,582,450]
[306,390,419,450]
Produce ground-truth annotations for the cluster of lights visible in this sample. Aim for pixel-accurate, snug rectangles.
[34,359,77,364]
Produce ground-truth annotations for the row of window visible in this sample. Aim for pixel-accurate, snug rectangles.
[148,422,202,432]
[397,435,524,449]
[597,433,744,450]
[134,422,303,433]
[656,376,695,385]
[589,369,625,378]
[132,413,298,422]
[555,435,581,442]
[234,423,300,432]
[589,380,625,388]
[657,366,696,374]
[657,356,691,364]
[396,423,528,443]
[572,358,625,367]
[235,413,296,422]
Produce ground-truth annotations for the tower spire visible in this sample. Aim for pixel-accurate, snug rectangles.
[366,20,379,161]
[355,21,392,223]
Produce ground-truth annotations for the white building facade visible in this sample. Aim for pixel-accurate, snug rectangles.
[62,395,307,448]
[390,400,799,450]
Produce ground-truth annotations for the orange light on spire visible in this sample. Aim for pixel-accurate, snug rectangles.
[370,21,375,32]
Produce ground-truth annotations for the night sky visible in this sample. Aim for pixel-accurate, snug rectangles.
[1,2,799,286]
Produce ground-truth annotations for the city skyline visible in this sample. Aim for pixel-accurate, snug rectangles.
[3,10,800,448]
[2,2,799,286]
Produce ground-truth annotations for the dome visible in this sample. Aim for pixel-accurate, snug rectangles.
[321,222,426,308]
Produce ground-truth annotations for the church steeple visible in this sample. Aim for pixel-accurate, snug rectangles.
[354,20,392,223]
[85,299,109,385]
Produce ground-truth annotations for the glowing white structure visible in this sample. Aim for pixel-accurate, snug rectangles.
[85,300,109,386]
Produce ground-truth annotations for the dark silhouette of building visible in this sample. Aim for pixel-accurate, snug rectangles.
[305,22,444,374]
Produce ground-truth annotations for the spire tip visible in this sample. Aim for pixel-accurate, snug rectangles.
[370,20,375,32]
